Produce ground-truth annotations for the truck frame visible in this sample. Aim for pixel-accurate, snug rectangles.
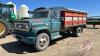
[14,7,87,51]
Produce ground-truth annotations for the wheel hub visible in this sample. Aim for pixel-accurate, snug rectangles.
[39,36,47,47]
[77,27,81,36]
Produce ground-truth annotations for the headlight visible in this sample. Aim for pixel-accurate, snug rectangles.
[14,22,29,31]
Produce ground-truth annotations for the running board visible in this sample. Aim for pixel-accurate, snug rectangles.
[52,35,62,40]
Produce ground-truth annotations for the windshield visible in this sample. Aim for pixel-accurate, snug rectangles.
[32,11,49,18]
[1,7,10,18]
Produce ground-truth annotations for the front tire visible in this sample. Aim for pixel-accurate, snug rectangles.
[0,21,8,38]
[35,33,50,51]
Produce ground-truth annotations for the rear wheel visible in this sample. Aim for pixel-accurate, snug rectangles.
[0,21,8,38]
[72,27,83,37]
[34,33,50,51]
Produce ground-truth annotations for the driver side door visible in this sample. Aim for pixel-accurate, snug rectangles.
[50,11,61,32]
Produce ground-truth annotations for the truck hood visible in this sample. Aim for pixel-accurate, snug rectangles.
[23,18,49,27]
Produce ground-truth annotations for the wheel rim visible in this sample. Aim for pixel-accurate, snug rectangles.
[77,27,81,36]
[39,36,48,48]
[0,23,5,36]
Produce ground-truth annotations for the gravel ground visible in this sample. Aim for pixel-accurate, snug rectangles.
[0,25,100,56]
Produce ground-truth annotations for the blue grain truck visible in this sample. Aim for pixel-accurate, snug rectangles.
[14,7,87,51]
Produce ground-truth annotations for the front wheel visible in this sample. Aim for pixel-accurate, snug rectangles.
[34,33,50,51]
[0,21,8,38]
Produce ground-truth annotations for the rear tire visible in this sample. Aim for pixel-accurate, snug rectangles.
[0,21,8,38]
[34,33,50,51]
[72,27,83,37]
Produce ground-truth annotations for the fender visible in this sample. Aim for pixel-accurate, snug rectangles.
[31,25,50,37]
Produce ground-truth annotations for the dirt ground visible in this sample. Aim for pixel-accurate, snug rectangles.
[0,25,100,56]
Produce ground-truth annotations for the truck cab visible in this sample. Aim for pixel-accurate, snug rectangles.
[14,7,87,51]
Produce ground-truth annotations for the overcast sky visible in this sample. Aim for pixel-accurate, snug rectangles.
[0,0,99,16]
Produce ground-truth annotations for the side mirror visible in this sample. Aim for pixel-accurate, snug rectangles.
[28,11,33,14]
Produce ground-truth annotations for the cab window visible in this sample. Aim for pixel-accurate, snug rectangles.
[2,7,10,18]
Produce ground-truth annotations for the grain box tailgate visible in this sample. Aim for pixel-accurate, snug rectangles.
[61,10,87,28]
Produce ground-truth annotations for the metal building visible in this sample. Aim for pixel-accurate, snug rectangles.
[17,4,29,20]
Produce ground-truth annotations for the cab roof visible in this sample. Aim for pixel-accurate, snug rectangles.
[0,2,14,7]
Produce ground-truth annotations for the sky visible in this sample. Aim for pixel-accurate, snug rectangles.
[0,0,99,16]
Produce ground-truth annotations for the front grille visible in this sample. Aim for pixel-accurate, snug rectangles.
[14,21,29,31]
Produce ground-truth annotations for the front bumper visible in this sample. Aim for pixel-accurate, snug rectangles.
[14,31,35,44]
